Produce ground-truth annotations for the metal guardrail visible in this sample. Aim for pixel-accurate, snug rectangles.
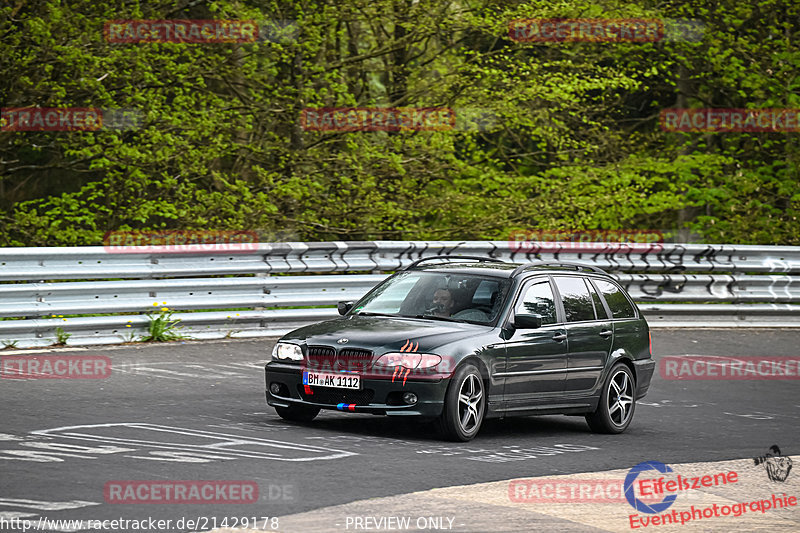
[2,241,800,280]
[1,241,799,348]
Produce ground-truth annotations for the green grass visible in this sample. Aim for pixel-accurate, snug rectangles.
[54,327,71,345]
[139,309,188,342]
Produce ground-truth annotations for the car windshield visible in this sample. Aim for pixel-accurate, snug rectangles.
[353,271,511,325]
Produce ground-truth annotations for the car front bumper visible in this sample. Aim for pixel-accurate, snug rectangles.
[265,362,450,417]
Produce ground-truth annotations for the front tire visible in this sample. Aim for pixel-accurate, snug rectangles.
[586,363,636,434]
[275,404,320,423]
[437,363,486,441]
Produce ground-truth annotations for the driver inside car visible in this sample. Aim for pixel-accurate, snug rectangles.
[430,286,488,322]
[431,287,455,317]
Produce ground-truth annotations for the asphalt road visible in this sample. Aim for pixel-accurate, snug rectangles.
[0,329,798,532]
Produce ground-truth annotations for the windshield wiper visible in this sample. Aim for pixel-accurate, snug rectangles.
[355,311,396,317]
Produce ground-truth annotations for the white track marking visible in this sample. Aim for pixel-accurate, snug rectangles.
[0,499,98,510]
[30,422,356,462]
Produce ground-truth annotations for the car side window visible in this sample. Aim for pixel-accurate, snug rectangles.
[595,280,636,319]
[587,279,609,319]
[554,276,595,322]
[516,280,557,325]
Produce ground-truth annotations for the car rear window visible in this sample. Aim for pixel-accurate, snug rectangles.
[594,279,636,319]
[554,276,595,322]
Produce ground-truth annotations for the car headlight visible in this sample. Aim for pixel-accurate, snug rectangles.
[374,353,442,369]
[272,342,304,362]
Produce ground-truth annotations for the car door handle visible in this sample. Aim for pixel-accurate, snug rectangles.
[599,330,612,338]
[552,333,567,342]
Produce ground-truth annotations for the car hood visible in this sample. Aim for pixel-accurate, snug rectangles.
[280,315,489,353]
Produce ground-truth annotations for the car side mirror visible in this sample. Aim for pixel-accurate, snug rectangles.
[513,313,542,329]
[338,301,354,315]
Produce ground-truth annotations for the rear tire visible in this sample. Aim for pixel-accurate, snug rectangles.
[436,363,486,441]
[275,404,320,423]
[585,363,635,434]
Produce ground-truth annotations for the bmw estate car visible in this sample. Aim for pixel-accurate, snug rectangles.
[265,257,655,441]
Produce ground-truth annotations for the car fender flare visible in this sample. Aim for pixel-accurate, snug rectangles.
[607,352,637,384]
[456,355,491,392]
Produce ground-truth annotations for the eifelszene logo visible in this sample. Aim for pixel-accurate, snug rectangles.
[624,461,678,514]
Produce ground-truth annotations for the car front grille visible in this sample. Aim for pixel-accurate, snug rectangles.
[297,385,375,406]
[305,345,373,372]
[337,348,373,372]
[307,346,336,357]
[306,346,337,371]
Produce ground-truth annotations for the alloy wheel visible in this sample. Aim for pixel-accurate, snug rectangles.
[457,373,483,433]
[607,369,634,427]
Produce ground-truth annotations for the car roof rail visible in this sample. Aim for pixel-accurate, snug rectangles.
[510,261,609,277]
[403,255,508,271]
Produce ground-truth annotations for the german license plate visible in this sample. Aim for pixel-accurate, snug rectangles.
[303,371,361,390]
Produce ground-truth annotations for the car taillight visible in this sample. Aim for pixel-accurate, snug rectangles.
[649,331,652,356]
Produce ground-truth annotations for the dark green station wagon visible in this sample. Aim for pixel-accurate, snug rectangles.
[265,257,655,441]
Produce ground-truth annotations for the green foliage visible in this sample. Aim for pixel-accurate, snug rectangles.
[54,327,71,346]
[123,326,137,344]
[141,308,185,342]
[0,0,797,245]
